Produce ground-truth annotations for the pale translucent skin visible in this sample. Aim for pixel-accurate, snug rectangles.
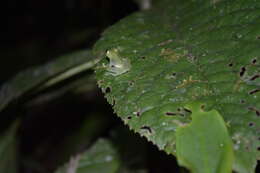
[106,48,131,76]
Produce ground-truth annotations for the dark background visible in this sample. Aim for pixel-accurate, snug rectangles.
[0,0,259,173]
[0,0,138,84]
[1,0,183,173]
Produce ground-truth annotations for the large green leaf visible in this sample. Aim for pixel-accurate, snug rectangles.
[93,0,260,172]
[0,50,99,112]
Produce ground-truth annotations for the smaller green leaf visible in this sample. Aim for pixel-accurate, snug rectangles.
[50,112,112,167]
[55,139,120,173]
[0,50,99,112]
[176,103,234,173]
[0,121,19,173]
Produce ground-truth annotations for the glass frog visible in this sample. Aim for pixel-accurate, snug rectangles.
[105,48,131,76]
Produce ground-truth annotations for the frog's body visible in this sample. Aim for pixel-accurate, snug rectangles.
[106,48,131,76]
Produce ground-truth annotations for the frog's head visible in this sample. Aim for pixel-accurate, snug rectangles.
[106,48,119,59]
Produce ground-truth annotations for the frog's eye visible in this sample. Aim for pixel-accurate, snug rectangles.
[106,49,119,59]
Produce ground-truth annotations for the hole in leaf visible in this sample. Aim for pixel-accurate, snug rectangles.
[249,89,260,95]
[256,110,260,117]
[172,72,177,76]
[258,147,260,151]
[165,112,178,116]
[128,81,134,86]
[200,104,206,110]
[134,111,141,117]
[179,113,185,117]
[239,67,246,77]
[252,58,257,64]
[127,116,132,120]
[140,126,152,133]
[248,122,254,127]
[248,107,260,117]
[105,87,111,93]
[240,99,245,104]
[184,108,192,113]
[228,62,233,67]
[250,74,260,81]
[140,56,146,59]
